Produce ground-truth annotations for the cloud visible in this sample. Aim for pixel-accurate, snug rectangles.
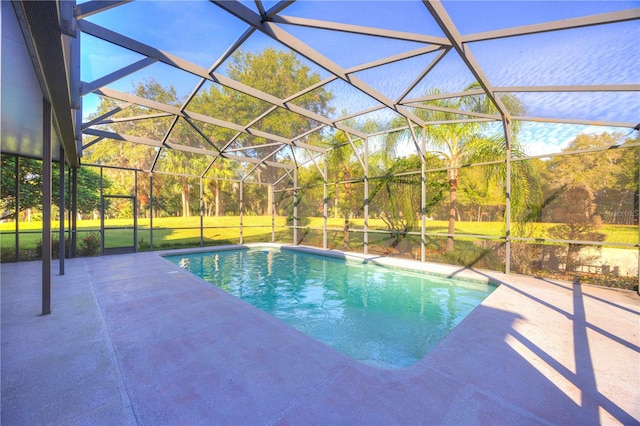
[519,122,632,157]
[472,23,639,87]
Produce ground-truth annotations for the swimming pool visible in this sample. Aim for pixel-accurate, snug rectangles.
[165,246,496,369]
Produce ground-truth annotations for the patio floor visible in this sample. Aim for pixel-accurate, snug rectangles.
[2,244,639,425]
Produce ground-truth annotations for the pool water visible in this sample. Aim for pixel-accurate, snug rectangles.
[165,247,496,369]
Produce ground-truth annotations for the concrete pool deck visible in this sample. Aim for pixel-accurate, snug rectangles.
[2,244,639,425]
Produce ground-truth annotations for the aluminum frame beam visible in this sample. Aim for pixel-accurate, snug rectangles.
[494,84,640,93]
[422,0,511,125]
[84,128,296,171]
[92,88,325,153]
[271,15,451,45]
[77,19,367,140]
[74,1,131,19]
[513,116,638,129]
[80,57,157,96]
[211,0,428,128]
[82,103,132,129]
[462,9,640,43]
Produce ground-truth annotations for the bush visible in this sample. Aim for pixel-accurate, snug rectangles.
[36,235,70,259]
[546,186,606,272]
[1,247,16,262]
[444,240,504,271]
[138,237,150,251]
[78,233,101,257]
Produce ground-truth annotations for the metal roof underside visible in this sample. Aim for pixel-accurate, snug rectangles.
[10,1,640,178]
[6,1,80,166]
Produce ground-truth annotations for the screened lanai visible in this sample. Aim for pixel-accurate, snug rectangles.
[3,2,640,425]
[2,1,640,307]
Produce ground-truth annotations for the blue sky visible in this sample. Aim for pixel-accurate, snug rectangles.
[80,1,640,156]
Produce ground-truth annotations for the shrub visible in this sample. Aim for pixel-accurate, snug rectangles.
[35,235,70,259]
[78,233,101,256]
[547,186,606,272]
[1,247,16,262]
[138,237,150,251]
[444,240,504,271]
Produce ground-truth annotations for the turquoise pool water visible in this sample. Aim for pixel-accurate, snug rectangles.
[165,247,496,369]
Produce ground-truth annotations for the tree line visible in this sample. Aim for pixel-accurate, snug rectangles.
[2,49,637,254]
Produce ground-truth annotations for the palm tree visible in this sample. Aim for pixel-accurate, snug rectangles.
[327,133,356,219]
[325,117,381,220]
[388,84,536,252]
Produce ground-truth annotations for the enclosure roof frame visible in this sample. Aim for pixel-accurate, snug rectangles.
[3,0,639,178]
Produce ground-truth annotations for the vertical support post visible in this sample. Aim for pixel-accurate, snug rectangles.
[149,173,154,251]
[71,166,77,257]
[14,156,19,262]
[199,177,204,247]
[503,118,512,275]
[363,137,369,255]
[69,0,79,259]
[58,146,65,275]
[66,166,71,254]
[42,100,52,316]
[636,141,639,295]
[239,181,244,244]
[271,184,275,242]
[421,126,427,262]
[323,156,328,249]
[99,166,104,255]
[134,170,138,252]
[73,100,81,255]
[75,105,83,157]
[293,168,298,245]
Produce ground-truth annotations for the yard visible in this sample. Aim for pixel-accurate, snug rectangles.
[2,216,635,257]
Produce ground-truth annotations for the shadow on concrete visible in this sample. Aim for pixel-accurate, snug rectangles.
[429,262,639,424]
[2,252,638,425]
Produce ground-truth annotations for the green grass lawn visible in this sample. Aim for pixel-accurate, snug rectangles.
[0,216,291,256]
[2,216,636,255]
[3,216,635,289]
[311,218,637,245]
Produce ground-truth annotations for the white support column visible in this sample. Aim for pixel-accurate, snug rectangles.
[323,156,328,249]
